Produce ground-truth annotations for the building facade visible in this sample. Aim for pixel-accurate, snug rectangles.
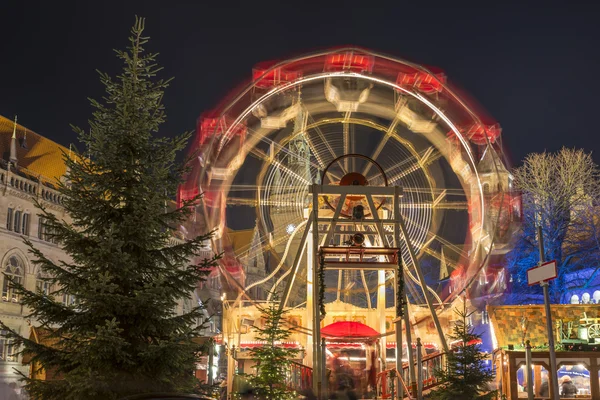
[0,114,72,389]
[0,115,216,391]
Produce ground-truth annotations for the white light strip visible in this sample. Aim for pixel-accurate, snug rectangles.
[220,71,485,237]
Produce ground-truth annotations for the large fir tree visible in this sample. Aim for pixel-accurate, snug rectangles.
[429,303,497,400]
[242,297,299,400]
[1,18,216,400]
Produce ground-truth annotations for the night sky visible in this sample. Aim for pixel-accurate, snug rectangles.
[2,0,600,166]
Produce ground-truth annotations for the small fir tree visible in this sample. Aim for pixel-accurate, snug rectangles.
[0,18,217,400]
[242,296,299,400]
[429,303,497,400]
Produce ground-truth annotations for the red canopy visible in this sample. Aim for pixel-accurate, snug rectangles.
[321,321,380,339]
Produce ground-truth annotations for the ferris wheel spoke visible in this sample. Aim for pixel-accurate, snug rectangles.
[303,135,341,182]
[400,212,466,280]
[297,108,343,182]
[360,270,372,309]
[226,197,308,207]
[387,150,442,184]
[366,145,440,183]
[398,190,468,210]
[403,186,466,197]
[227,184,309,192]
[420,230,466,260]
[430,188,468,209]
[250,147,311,185]
[336,270,343,301]
[307,113,347,175]
[254,131,323,172]
[362,118,400,176]
[343,112,351,171]
[236,218,307,260]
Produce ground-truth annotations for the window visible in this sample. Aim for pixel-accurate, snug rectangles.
[38,217,57,244]
[482,183,490,195]
[38,217,46,240]
[2,256,24,303]
[498,268,506,290]
[182,298,193,315]
[62,292,77,307]
[36,274,52,296]
[13,211,21,234]
[558,364,590,398]
[22,213,30,236]
[6,208,13,231]
[0,330,15,362]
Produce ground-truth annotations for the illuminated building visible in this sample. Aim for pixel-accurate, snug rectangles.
[0,115,72,391]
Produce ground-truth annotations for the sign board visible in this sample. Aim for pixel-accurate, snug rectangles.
[527,260,557,286]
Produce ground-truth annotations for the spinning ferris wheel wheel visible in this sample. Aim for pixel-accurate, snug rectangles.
[180,47,516,362]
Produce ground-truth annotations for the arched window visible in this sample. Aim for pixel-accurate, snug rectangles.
[3,255,24,302]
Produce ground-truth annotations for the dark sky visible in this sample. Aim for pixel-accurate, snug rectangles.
[2,0,600,166]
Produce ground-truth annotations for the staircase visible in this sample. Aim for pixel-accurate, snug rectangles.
[377,351,446,399]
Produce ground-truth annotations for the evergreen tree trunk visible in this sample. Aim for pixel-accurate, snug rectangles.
[1,18,217,400]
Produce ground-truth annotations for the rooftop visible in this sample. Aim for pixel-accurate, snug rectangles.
[0,114,69,182]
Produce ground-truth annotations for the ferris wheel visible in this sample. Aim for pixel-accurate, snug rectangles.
[180,47,515,344]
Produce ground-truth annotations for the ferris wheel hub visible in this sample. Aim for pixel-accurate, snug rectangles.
[340,172,368,187]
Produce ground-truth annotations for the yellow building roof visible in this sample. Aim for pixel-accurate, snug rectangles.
[0,114,69,182]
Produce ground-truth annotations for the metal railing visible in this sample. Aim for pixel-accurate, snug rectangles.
[285,361,313,393]
[378,351,446,398]
[1,167,64,206]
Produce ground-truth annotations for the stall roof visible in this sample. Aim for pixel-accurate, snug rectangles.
[321,321,380,339]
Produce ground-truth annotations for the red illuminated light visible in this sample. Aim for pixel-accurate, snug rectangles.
[465,122,501,145]
[396,67,446,94]
[197,113,247,146]
[447,122,502,145]
[252,61,302,89]
[177,186,199,209]
[325,52,374,73]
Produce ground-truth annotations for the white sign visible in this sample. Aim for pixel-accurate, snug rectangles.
[527,260,557,286]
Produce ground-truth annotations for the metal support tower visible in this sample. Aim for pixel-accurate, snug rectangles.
[276,183,450,397]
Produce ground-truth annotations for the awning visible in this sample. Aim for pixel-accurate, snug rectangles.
[321,321,380,340]
[325,342,438,350]
[239,341,301,349]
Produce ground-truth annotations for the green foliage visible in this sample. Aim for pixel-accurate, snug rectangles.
[318,253,326,317]
[242,295,299,400]
[0,17,218,400]
[396,258,405,318]
[429,303,497,400]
